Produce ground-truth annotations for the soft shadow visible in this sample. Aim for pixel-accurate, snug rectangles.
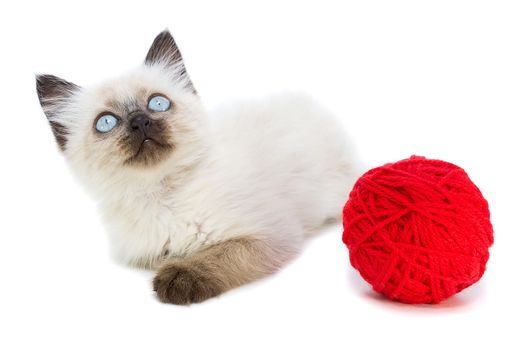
[346,269,487,313]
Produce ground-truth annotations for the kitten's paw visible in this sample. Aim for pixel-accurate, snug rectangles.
[153,263,223,305]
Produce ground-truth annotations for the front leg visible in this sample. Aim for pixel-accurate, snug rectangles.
[153,236,297,304]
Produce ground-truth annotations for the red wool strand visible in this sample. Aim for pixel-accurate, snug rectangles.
[342,156,494,304]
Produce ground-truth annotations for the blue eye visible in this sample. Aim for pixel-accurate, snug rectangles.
[148,95,171,112]
[95,114,119,133]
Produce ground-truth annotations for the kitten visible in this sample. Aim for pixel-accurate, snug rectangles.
[36,30,355,304]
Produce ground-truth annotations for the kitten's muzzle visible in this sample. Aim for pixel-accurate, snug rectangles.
[122,111,173,166]
[130,113,152,138]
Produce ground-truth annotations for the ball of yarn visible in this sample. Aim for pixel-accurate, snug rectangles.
[342,156,494,304]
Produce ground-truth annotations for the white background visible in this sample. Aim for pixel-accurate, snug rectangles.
[1,1,524,349]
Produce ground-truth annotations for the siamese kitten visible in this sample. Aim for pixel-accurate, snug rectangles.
[36,30,354,305]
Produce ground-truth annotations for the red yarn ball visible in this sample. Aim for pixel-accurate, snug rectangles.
[342,156,494,304]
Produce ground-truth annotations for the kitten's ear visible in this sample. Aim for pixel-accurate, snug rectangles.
[36,74,80,151]
[145,30,196,93]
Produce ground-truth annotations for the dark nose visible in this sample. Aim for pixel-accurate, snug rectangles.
[130,114,151,135]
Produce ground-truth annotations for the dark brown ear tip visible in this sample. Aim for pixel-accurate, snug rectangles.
[158,29,173,39]
[36,74,56,84]
[35,74,80,103]
[35,73,46,87]
[35,74,51,98]
[153,30,176,49]
[36,74,54,102]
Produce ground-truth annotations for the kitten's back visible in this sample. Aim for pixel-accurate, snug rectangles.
[208,93,355,233]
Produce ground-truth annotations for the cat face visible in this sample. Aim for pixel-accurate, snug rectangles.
[36,31,207,188]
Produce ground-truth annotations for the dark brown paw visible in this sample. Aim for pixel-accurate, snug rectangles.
[153,263,223,305]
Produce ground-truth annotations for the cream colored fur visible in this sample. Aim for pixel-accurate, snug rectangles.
[42,42,356,271]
